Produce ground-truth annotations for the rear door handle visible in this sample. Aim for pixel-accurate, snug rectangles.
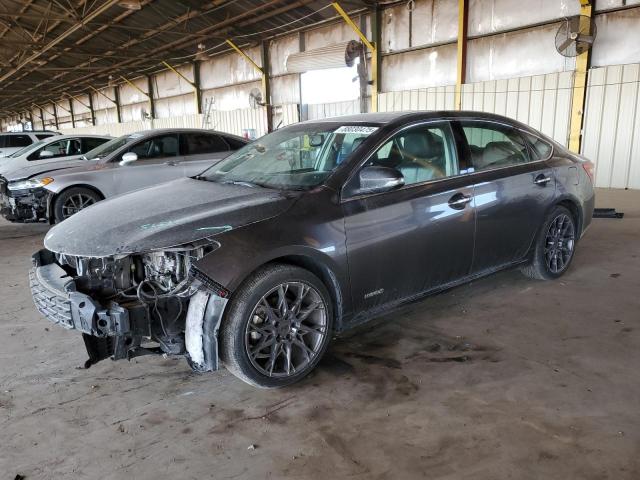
[534,174,552,186]
[448,193,473,210]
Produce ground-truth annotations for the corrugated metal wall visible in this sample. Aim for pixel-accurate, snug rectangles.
[582,63,640,189]
[378,86,456,112]
[461,72,574,146]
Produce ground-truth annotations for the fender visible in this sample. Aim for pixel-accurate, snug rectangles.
[46,184,105,223]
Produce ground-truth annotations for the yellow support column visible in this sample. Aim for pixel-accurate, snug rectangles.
[569,0,593,153]
[455,0,468,110]
[332,2,378,112]
[162,61,201,115]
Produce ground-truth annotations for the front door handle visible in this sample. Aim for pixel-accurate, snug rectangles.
[165,160,178,166]
[448,193,473,210]
[534,174,552,186]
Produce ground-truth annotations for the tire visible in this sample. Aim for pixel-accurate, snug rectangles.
[220,263,333,388]
[521,205,577,280]
[53,187,102,223]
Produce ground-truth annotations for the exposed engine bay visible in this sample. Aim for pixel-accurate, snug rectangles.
[30,243,227,370]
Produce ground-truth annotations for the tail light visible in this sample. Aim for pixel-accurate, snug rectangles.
[582,161,595,184]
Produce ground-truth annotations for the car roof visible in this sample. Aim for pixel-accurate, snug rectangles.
[304,110,536,130]
[124,128,248,140]
[0,130,58,134]
[41,134,112,140]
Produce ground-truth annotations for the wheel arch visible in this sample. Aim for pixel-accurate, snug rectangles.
[224,249,347,332]
[554,195,583,237]
[47,184,106,223]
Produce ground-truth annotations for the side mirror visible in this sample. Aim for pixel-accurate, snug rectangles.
[39,150,54,158]
[120,152,138,166]
[309,134,325,147]
[356,166,404,195]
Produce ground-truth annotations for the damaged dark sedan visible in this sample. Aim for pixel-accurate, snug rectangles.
[30,112,595,387]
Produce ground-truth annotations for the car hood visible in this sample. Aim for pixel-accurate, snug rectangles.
[1,158,96,182]
[44,177,299,257]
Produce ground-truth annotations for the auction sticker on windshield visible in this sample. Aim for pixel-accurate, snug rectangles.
[334,126,379,134]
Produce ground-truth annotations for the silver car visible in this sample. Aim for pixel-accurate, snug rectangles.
[0,135,112,222]
[0,134,111,176]
[11,128,248,223]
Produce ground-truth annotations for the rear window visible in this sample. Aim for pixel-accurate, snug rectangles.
[523,133,553,160]
[83,137,110,152]
[36,134,56,140]
[185,133,229,155]
[7,135,32,147]
[225,137,248,150]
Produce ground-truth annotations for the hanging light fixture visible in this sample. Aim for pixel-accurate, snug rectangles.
[195,43,208,62]
[117,0,141,10]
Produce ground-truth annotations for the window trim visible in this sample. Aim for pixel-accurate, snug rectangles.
[453,118,554,174]
[125,133,180,161]
[341,119,464,202]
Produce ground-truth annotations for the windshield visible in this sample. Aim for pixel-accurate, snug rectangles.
[8,141,45,158]
[84,134,137,161]
[199,124,378,190]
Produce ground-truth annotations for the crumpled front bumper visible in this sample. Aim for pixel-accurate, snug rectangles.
[0,181,48,222]
[29,249,229,371]
[30,249,151,365]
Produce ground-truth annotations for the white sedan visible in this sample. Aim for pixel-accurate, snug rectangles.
[0,134,111,176]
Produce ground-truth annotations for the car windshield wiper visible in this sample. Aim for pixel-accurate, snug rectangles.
[221,180,265,188]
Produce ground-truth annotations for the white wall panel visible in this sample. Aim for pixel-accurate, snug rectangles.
[467,24,576,82]
[469,0,578,36]
[199,48,262,90]
[382,43,457,91]
[305,21,361,51]
[582,63,640,189]
[595,0,640,11]
[270,34,299,76]
[71,95,90,115]
[119,77,148,106]
[591,9,640,68]
[120,101,149,123]
[271,75,300,105]
[155,93,197,118]
[152,64,194,99]
[381,4,410,53]
[412,0,459,47]
[201,80,262,111]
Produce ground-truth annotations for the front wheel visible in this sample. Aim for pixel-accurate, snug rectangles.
[521,205,577,280]
[220,264,333,388]
[53,187,102,223]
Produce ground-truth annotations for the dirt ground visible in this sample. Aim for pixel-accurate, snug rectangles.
[1,188,639,480]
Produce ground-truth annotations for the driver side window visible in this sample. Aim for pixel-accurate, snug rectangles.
[129,134,179,160]
[369,123,458,186]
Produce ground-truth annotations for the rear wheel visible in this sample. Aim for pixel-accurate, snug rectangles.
[53,187,101,223]
[521,205,577,280]
[220,264,333,388]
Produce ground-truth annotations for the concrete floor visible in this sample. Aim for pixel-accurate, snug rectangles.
[0,188,638,479]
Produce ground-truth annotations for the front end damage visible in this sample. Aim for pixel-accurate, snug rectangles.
[0,177,48,222]
[30,246,230,371]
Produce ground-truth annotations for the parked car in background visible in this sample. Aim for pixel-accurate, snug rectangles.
[0,130,59,158]
[30,112,595,387]
[0,135,112,222]
[1,129,247,223]
[0,134,111,176]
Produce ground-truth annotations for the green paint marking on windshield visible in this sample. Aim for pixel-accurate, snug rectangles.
[196,225,232,233]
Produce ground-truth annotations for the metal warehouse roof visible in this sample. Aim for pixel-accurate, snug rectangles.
[0,0,371,115]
